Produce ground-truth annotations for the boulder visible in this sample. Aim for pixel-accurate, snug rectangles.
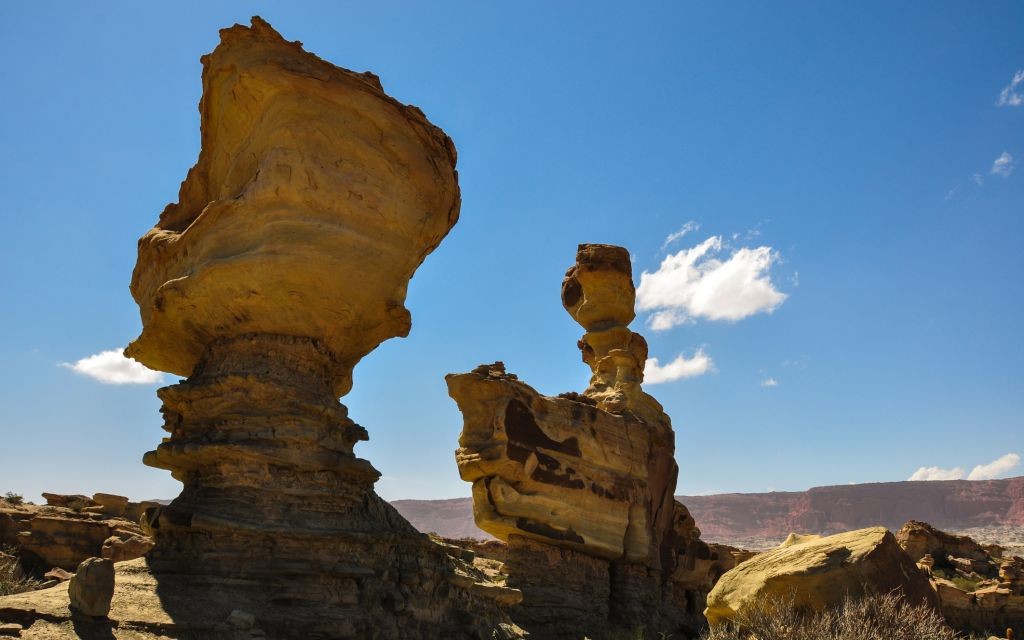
[91,494,128,518]
[43,567,73,582]
[68,557,114,617]
[101,534,154,563]
[897,520,991,565]
[40,494,94,510]
[704,526,938,626]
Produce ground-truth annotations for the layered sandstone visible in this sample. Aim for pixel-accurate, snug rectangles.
[447,244,730,638]
[0,494,152,571]
[2,16,520,640]
[899,521,1024,634]
[704,527,938,627]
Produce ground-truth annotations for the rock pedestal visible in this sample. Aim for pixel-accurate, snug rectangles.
[122,16,519,639]
[447,244,732,638]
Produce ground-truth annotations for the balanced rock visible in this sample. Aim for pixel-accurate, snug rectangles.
[122,16,517,639]
[704,526,938,626]
[448,244,730,638]
[68,557,114,617]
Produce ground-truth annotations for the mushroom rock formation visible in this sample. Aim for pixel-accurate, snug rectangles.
[447,244,731,638]
[126,17,519,639]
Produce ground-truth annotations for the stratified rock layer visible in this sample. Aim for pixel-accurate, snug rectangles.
[113,17,519,640]
[0,494,153,571]
[447,244,731,638]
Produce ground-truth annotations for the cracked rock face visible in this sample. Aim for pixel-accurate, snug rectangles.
[119,17,518,639]
[447,244,729,638]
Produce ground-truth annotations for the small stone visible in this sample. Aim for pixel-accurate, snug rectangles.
[68,557,114,617]
[44,567,74,582]
[227,609,256,630]
[0,623,22,637]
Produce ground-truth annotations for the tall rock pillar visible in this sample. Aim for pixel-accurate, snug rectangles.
[127,17,518,639]
[448,244,733,638]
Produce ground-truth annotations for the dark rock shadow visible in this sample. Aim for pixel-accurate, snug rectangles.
[70,612,116,640]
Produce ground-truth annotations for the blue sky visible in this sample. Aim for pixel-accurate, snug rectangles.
[1,2,1021,503]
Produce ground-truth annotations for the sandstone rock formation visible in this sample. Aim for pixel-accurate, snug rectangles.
[448,244,732,638]
[68,557,114,617]
[704,526,939,627]
[0,493,153,571]
[2,16,519,640]
[898,520,992,570]
[898,521,1024,634]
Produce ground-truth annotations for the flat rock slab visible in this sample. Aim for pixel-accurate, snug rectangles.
[0,559,243,638]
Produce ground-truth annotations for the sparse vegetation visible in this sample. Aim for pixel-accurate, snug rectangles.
[0,545,41,596]
[932,567,983,593]
[700,592,957,640]
[65,496,92,512]
[3,491,24,506]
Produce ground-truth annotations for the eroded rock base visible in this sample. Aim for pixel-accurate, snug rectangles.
[0,553,524,640]
[128,334,520,639]
[505,535,610,640]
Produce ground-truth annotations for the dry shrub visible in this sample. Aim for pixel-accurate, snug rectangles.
[0,546,41,596]
[702,591,957,640]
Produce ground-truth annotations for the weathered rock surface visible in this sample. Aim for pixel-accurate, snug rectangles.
[704,526,938,627]
[900,521,1024,634]
[448,244,730,638]
[64,15,521,640]
[898,520,992,571]
[0,495,152,571]
[68,558,114,617]
[125,16,460,400]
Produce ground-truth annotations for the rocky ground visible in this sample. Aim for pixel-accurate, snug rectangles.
[1,493,154,582]
[700,524,1024,556]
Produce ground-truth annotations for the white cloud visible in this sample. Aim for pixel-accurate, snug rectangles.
[908,466,965,481]
[660,221,701,251]
[971,173,984,186]
[991,152,1014,177]
[644,348,713,384]
[637,236,787,330]
[908,453,1020,482]
[60,348,163,385]
[760,377,778,388]
[967,453,1020,480]
[996,69,1024,107]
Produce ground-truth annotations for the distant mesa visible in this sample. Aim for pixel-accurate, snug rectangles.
[391,475,1024,547]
